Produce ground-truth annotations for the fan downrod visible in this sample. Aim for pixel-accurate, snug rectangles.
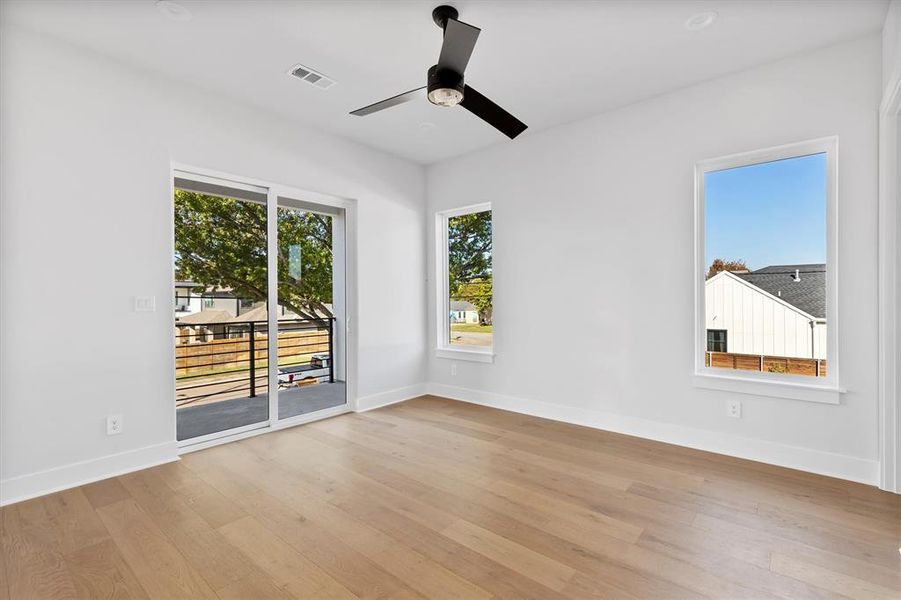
[432,5,459,29]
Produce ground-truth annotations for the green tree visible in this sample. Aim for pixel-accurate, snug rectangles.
[448,211,492,325]
[456,277,493,325]
[173,190,333,320]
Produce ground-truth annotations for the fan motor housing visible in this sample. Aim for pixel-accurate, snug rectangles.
[432,5,459,29]
[427,65,464,97]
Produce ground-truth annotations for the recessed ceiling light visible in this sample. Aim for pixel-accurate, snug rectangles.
[685,11,718,32]
[156,0,192,22]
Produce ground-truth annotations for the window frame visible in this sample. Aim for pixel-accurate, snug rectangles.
[693,137,843,404]
[435,203,494,363]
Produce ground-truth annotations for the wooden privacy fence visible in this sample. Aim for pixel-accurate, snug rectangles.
[175,328,329,376]
[706,352,827,377]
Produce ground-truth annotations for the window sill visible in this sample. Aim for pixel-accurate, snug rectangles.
[693,371,844,404]
[435,347,495,363]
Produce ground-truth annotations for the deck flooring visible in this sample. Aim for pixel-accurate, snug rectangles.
[176,382,345,441]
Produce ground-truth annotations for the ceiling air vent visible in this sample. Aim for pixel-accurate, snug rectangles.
[289,64,336,90]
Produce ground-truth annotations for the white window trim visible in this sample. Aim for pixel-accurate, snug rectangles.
[435,203,494,363]
[693,137,843,404]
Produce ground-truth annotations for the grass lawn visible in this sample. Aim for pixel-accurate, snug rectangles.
[451,323,493,333]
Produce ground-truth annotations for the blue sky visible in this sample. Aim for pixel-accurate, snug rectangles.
[704,153,827,271]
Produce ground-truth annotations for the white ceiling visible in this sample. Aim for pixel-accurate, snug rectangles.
[1,0,889,164]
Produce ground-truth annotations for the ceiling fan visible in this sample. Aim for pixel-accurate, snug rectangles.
[349,5,527,139]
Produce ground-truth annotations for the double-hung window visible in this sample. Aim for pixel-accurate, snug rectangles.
[694,137,840,403]
[435,204,493,362]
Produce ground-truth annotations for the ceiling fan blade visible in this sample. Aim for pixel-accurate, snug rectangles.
[437,18,481,75]
[350,87,426,116]
[460,85,527,139]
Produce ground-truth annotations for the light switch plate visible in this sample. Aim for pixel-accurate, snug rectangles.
[134,296,156,312]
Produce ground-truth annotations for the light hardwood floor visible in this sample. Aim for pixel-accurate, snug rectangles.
[2,395,900,599]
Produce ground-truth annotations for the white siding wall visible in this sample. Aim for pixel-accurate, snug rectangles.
[814,321,827,360]
[705,273,826,360]
[451,310,479,324]
[174,292,202,316]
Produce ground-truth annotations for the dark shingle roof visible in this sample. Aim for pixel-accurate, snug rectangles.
[735,264,826,319]
[750,264,825,275]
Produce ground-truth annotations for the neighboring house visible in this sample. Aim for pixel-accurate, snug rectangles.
[705,264,826,360]
[176,309,232,325]
[174,282,262,320]
[175,291,334,342]
[227,303,333,324]
[449,300,479,324]
[174,281,203,317]
[174,308,232,342]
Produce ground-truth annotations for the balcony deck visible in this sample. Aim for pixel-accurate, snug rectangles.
[176,381,345,441]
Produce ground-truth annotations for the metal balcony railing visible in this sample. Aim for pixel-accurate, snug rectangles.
[174,317,335,407]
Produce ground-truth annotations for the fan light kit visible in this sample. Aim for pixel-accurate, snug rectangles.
[350,5,527,139]
[428,88,463,106]
[427,64,464,107]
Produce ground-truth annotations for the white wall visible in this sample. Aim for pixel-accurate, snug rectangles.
[884,0,901,92]
[705,272,826,360]
[0,26,426,503]
[427,36,881,483]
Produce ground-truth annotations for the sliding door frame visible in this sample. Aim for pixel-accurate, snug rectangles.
[878,70,901,494]
[171,163,358,454]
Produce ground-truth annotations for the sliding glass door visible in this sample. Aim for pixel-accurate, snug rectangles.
[275,197,346,420]
[173,178,271,442]
[173,173,348,446]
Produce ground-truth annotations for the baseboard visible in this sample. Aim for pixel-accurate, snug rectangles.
[0,441,179,506]
[356,383,428,412]
[426,383,879,486]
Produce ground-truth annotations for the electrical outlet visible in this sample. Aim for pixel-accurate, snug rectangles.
[727,400,742,419]
[451,362,457,376]
[107,415,123,435]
